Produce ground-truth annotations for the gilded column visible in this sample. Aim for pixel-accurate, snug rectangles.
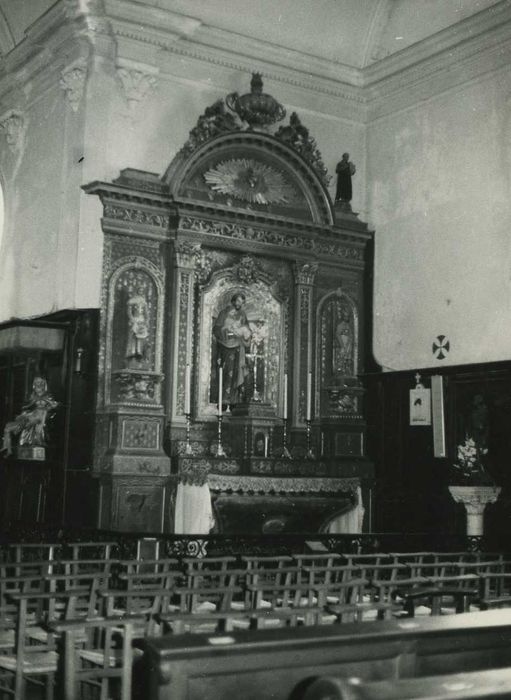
[170,241,199,423]
[293,262,318,427]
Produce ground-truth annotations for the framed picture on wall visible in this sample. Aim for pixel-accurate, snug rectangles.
[409,387,431,426]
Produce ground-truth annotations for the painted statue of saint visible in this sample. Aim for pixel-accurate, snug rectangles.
[333,310,353,376]
[213,292,252,406]
[1,377,59,456]
[126,288,149,366]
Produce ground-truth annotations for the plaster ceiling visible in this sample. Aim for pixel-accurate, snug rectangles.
[0,0,505,68]
[157,0,501,68]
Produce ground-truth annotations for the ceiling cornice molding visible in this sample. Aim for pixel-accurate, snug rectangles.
[366,24,511,119]
[0,0,509,126]
[111,28,365,107]
[363,0,511,87]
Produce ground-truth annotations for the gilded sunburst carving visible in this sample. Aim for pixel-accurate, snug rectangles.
[204,158,296,205]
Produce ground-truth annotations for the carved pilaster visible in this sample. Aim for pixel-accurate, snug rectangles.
[60,61,88,112]
[0,110,25,153]
[171,241,198,422]
[293,262,318,426]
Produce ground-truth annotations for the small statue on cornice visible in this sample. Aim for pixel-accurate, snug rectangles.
[335,152,356,211]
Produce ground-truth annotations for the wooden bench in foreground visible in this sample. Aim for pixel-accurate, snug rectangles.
[142,608,511,700]
[303,666,511,700]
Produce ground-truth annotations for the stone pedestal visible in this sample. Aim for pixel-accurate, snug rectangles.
[448,485,501,536]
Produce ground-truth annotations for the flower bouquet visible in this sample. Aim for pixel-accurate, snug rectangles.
[451,435,494,486]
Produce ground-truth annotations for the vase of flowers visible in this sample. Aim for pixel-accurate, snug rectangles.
[449,435,500,536]
[451,435,494,486]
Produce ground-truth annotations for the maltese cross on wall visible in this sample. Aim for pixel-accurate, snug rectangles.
[204,158,297,205]
[432,334,450,360]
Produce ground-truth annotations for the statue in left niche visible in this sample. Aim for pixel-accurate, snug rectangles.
[125,287,150,368]
[1,377,59,457]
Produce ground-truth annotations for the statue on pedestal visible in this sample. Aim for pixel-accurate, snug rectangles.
[1,377,59,457]
[335,153,356,208]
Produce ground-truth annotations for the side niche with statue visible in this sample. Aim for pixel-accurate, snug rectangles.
[107,261,164,405]
[1,376,59,461]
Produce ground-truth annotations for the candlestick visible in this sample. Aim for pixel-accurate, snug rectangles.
[184,364,191,415]
[283,373,288,420]
[305,419,315,460]
[306,372,312,421]
[184,412,193,455]
[214,414,227,457]
[277,418,292,459]
[218,365,223,416]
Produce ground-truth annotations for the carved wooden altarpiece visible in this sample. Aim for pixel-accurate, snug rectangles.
[85,74,374,533]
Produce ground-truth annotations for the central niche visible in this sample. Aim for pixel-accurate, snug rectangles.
[198,268,284,418]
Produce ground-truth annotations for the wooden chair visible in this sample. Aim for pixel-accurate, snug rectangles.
[0,588,90,700]
[292,552,342,584]
[320,573,382,623]
[0,574,46,632]
[50,615,145,700]
[244,565,322,628]
[99,586,172,638]
[165,568,245,633]
[64,541,117,563]
[116,557,181,582]
[479,571,511,609]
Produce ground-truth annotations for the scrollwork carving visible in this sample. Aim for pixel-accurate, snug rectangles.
[179,216,314,251]
[275,112,330,187]
[236,255,260,284]
[113,370,163,403]
[0,110,25,152]
[104,205,169,228]
[60,63,88,112]
[294,262,319,286]
[117,67,157,108]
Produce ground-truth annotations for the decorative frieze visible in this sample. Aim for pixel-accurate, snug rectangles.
[208,474,359,494]
[179,216,364,260]
[103,204,169,229]
[180,216,314,251]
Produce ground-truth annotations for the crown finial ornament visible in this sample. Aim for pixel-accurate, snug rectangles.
[226,72,286,130]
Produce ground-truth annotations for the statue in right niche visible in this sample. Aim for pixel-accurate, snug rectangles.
[333,308,354,376]
[335,152,356,207]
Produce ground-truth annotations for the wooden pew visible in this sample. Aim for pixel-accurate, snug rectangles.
[303,667,511,700]
[142,609,511,700]
[50,615,146,700]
